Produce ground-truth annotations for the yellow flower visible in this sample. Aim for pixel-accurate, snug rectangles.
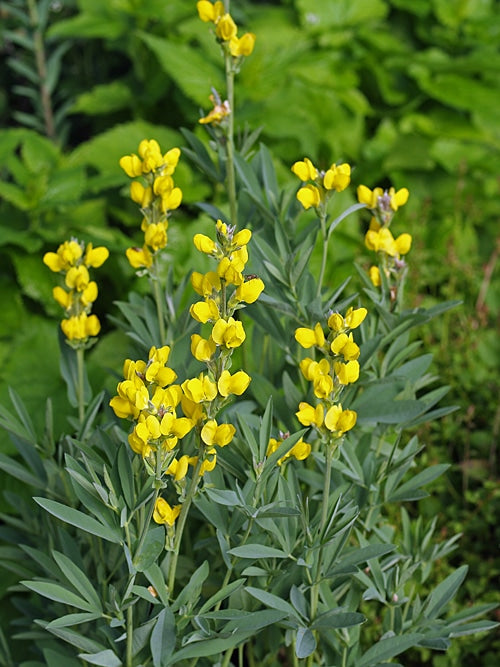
[229,32,256,57]
[217,257,244,286]
[357,185,384,209]
[395,232,412,255]
[130,181,153,207]
[232,228,252,246]
[334,360,360,385]
[313,373,334,400]
[52,286,72,310]
[368,265,381,287]
[296,184,321,210]
[167,455,191,481]
[191,334,217,362]
[43,240,82,273]
[217,370,251,397]
[181,376,217,404]
[190,298,220,323]
[295,322,325,349]
[65,265,90,291]
[266,437,311,465]
[389,187,409,211]
[119,154,143,178]
[344,307,367,329]
[197,0,224,23]
[324,404,357,436]
[291,158,317,181]
[296,402,324,428]
[153,498,181,526]
[199,97,231,125]
[323,163,351,192]
[216,13,237,41]
[212,317,246,348]
[61,313,100,341]
[191,271,221,297]
[235,278,264,304]
[84,243,109,268]
[126,246,153,269]
[144,222,168,251]
[201,419,236,447]
[160,187,182,213]
[330,332,360,361]
[80,281,98,307]
[193,234,217,255]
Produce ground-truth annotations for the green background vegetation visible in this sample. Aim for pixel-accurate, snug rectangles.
[0,0,498,664]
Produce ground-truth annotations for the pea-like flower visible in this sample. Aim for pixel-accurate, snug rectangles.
[153,498,181,526]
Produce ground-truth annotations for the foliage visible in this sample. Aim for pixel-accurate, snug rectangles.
[0,0,499,665]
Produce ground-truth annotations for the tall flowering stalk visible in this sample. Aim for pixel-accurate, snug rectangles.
[119,139,182,344]
[295,305,367,662]
[43,238,109,424]
[357,184,411,308]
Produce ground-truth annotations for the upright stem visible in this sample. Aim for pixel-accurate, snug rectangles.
[168,454,204,596]
[152,258,166,346]
[307,444,334,667]
[316,210,329,299]
[126,605,134,667]
[76,347,85,426]
[27,0,56,141]
[224,55,238,227]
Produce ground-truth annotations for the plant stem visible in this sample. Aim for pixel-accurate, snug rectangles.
[316,209,329,299]
[27,0,56,141]
[307,444,334,667]
[126,604,134,667]
[168,454,204,596]
[76,347,85,426]
[152,259,166,345]
[224,55,238,227]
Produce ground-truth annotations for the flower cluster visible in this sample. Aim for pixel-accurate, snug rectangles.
[43,239,109,347]
[295,307,367,445]
[181,221,264,464]
[357,185,411,289]
[291,157,351,211]
[197,1,256,58]
[119,139,182,271]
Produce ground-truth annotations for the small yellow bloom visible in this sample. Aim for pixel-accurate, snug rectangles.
[181,376,217,404]
[65,265,90,291]
[199,98,231,125]
[201,420,236,447]
[395,233,412,255]
[191,334,216,362]
[295,322,325,349]
[84,243,109,268]
[313,374,334,399]
[233,228,252,246]
[215,13,237,41]
[80,281,98,307]
[167,455,190,481]
[153,498,181,526]
[229,32,256,57]
[61,313,100,341]
[291,158,317,182]
[389,187,409,211]
[197,0,224,23]
[52,286,72,310]
[331,332,360,361]
[126,246,153,269]
[160,187,182,212]
[144,222,168,251]
[368,265,381,287]
[119,154,143,178]
[334,360,360,385]
[324,404,357,436]
[323,163,351,192]
[211,317,246,348]
[43,240,82,273]
[217,370,251,397]
[296,402,324,428]
[297,184,321,210]
[344,307,367,329]
[235,277,264,304]
[357,185,384,209]
[190,298,220,324]
[193,234,217,255]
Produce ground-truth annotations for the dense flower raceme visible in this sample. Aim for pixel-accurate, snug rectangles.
[357,184,412,289]
[119,139,182,271]
[197,1,256,59]
[295,307,367,445]
[291,157,351,211]
[43,239,109,346]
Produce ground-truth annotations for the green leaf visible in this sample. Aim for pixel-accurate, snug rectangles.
[357,633,425,666]
[224,609,287,633]
[311,610,365,629]
[52,551,102,611]
[134,526,165,572]
[169,632,253,662]
[171,561,209,613]
[21,580,95,612]
[47,612,102,629]
[78,650,122,667]
[387,464,450,502]
[259,397,274,460]
[151,608,176,667]
[71,81,133,115]
[327,544,396,576]
[228,544,289,559]
[245,587,299,619]
[41,623,108,653]
[199,579,246,615]
[423,565,468,620]
[204,488,241,507]
[295,627,316,659]
[34,497,121,544]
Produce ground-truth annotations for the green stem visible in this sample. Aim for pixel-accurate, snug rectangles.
[307,443,334,667]
[152,259,166,346]
[28,0,56,141]
[224,55,238,227]
[168,454,204,596]
[316,210,329,299]
[76,347,85,426]
[126,604,134,667]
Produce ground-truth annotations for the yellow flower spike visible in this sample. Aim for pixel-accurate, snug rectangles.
[331,332,360,361]
[297,184,321,210]
[296,402,324,428]
[190,298,220,324]
[295,322,325,349]
[193,233,217,255]
[395,233,412,255]
[126,245,153,269]
[217,370,251,397]
[52,286,72,310]
[389,187,409,211]
[291,158,317,182]
[323,163,351,192]
[84,243,109,268]
[216,13,237,41]
[334,360,360,385]
[201,420,236,448]
[235,278,265,304]
[119,154,143,178]
[153,498,181,527]
[211,317,246,348]
[344,307,368,330]
[368,266,381,287]
[191,334,217,362]
[324,404,357,436]
[229,32,256,57]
